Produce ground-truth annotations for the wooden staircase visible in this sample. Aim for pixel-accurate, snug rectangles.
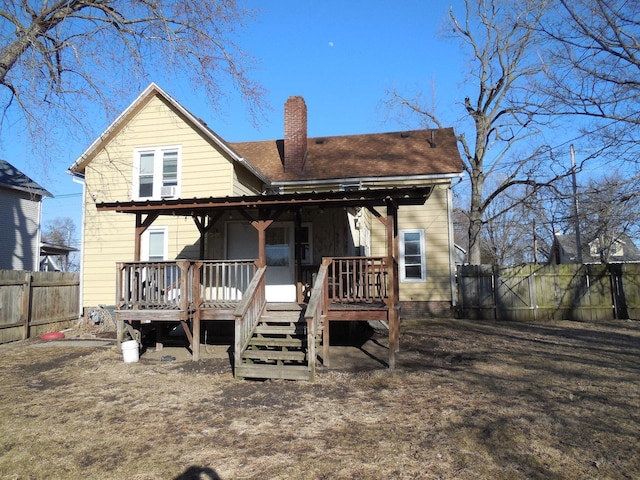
[235,303,319,381]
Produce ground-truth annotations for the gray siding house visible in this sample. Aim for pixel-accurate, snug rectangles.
[549,233,640,264]
[0,160,52,271]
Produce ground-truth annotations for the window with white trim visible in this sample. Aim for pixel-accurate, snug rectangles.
[399,229,426,282]
[142,227,168,261]
[133,146,181,200]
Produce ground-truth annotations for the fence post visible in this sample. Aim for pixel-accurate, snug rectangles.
[530,266,537,322]
[21,272,31,340]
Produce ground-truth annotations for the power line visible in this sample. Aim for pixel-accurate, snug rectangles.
[51,193,82,198]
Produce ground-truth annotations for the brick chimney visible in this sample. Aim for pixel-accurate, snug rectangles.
[284,96,307,172]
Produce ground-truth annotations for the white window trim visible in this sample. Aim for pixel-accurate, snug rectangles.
[132,145,182,200]
[141,226,169,261]
[399,229,426,282]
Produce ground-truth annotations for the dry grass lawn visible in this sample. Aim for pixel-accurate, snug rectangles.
[0,318,638,479]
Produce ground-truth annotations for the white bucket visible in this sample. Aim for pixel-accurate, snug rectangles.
[121,339,140,363]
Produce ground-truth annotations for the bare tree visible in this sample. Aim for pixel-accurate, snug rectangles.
[42,216,78,271]
[0,1,264,155]
[540,0,639,124]
[577,173,640,262]
[533,172,640,263]
[539,0,640,162]
[387,0,569,265]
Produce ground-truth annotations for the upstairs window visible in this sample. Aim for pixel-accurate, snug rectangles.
[133,146,181,200]
[399,229,426,282]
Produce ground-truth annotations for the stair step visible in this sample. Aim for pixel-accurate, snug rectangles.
[255,324,305,335]
[248,337,305,348]
[259,314,302,323]
[242,349,306,362]
[236,364,312,381]
[266,303,304,312]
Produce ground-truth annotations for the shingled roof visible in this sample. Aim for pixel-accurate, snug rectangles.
[230,128,463,183]
[0,159,52,198]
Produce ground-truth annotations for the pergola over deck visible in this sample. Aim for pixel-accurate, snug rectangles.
[96,186,432,369]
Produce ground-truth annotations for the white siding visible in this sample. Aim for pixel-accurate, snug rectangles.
[0,188,42,271]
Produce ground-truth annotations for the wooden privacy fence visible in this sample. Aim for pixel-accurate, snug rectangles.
[0,270,80,344]
[457,263,640,321]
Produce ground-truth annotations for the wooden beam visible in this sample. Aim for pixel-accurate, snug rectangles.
[250,220,274,267]
[97,186,433,215]
[385,201,399,370]
[134,212,159,261]
[193,212,222,259]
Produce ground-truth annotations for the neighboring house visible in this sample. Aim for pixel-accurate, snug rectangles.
[0,160,53,271]
[40,242,78,272]
[549,233,640,264]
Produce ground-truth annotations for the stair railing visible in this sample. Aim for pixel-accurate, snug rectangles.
[233,266,267,374]
[304,261,330,381]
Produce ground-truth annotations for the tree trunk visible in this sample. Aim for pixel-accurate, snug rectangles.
[468,154,485,265]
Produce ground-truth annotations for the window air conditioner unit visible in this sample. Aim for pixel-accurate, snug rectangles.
[160,186,177,198]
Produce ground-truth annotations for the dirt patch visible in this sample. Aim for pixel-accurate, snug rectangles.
[0,318,638,479]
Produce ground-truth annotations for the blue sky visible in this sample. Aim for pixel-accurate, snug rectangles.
[2,0,467,247]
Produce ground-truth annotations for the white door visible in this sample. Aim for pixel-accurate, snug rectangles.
[226,221,296,302]
[264,223,296,302]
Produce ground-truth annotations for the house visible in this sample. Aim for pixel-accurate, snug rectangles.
[549,233,640,264]
[68,83,463,378]
[40,242,78,272]
[0,159,53,271]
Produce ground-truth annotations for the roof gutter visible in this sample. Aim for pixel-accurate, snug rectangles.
[270,172,463,187]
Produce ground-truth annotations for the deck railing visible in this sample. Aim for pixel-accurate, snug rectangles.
[326,256,388,303]
[116,260,191,310]
[193,260,257,306]
[304,262,329,381]
[234,266,267,373]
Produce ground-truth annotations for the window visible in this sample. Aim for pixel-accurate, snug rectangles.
[300,223,313,265]
[399,229,426,282]
[133,146,181,200]
[611,241,624,257]
[590,238,624,257]
[266,226,290,267]
[142,227,168,261]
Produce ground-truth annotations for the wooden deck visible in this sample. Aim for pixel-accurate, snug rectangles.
[115,256,397,377]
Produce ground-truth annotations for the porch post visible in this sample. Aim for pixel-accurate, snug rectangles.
[250,220,273,267]
[134,214,143,261]
[134,212,160,261]
[386,200,400,370]
[294,209,303,302]
[193,212,222,259]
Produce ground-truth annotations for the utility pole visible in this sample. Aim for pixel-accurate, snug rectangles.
[571,145,583,264]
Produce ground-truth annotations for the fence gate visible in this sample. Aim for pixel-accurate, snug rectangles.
[457,264,640,322]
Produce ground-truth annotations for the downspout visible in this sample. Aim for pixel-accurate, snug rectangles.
[446,184,457,308]
[71,173,86,317]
